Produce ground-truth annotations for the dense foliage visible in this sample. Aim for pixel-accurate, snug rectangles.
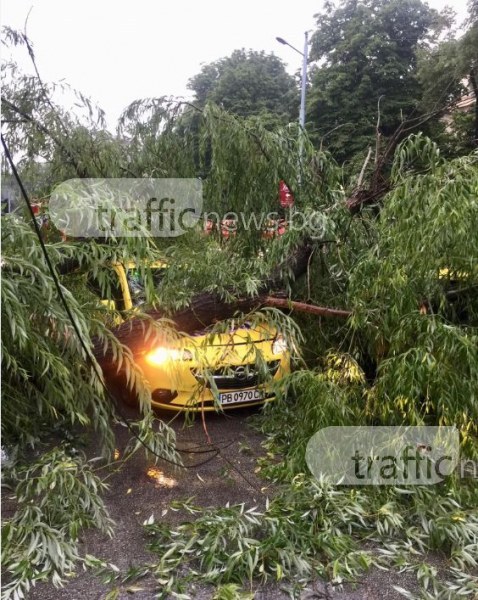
[306,0,451,164]
[187,49,298,124]
[1,3,478,597]
[141,137,478,599]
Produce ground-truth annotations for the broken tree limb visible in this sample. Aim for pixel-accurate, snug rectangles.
[93,241,314,365]
[345,184,389,214]
[345,104,456,215]
[357,146,373,189]
[263,296,352,319]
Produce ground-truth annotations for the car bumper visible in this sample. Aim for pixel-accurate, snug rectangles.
[145,353,290,411]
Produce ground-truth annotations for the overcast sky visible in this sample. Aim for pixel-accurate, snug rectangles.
[3,0,469,129]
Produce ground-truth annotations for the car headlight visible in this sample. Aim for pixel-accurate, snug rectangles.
[145,347,193,366]
[272,335,287,355]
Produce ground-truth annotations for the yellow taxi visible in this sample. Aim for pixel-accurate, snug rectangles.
[90,262,290,411]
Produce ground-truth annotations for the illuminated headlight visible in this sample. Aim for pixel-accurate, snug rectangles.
[145,347,193,366]
[272,335,287,355]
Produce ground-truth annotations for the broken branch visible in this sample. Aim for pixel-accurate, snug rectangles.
[263,296,352,319]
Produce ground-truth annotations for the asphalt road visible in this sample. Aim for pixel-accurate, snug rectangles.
[21,405,429,600]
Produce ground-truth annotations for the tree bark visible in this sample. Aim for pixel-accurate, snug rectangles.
[263,296,352,319]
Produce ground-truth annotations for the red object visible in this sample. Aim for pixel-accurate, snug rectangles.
[203,219,237,238]
[262,218,287,239]
[279,180,295,208]
[220,219,237,238]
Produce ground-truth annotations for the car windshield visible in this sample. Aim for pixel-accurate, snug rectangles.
[126,267,166,307]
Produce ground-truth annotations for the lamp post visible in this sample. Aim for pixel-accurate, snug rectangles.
[276,32,308,130]
[276,32,309,177]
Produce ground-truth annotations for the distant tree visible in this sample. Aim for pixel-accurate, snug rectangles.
[467,1,478,146]
[417,0,478,151]
[468,0,478,22]
[307,0,452,166]
[187,49,299,125]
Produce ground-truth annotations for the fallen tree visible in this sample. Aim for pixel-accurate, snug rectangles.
[92,241,352,366]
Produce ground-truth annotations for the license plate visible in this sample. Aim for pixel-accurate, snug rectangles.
[219,389,263,405]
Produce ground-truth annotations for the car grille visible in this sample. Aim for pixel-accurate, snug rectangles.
[192,360,281,390]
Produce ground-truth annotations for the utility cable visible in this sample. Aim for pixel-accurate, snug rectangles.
[1,133,227,470]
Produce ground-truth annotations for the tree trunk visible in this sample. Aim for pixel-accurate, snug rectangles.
[93,242,314,364]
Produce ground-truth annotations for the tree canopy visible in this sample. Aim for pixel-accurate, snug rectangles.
[187,49,299,125]
[306,0,452,165]
[417,1,478,152]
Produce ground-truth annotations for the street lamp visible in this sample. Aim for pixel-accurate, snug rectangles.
[276,32,309,182]
[276,32,309,132]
